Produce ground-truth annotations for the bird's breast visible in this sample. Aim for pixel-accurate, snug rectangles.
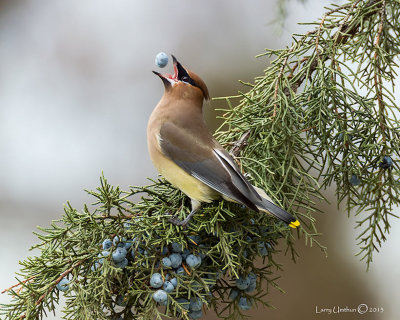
[147,130,219,203]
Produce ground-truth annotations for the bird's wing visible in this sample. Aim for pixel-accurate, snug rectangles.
[158,122,260,211]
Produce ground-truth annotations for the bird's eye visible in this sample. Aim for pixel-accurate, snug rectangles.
[181,75,196,86]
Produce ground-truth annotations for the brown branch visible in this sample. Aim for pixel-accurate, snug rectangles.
[36,259,86,305]
[284,0,381,97]
[1,276,35,294]
[315,14,327,56]
[373,0,387,143]
[18,259,86,320]
[288,57,309,79]
[95,213,135,220]
[333,0,364,45]
[301,126,316,133]
[270,1,352,117]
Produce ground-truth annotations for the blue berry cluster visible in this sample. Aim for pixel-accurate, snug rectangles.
[348,155,394,188]
[145,236,212,319]
[55,209,280,319]
[229,273,257,310]
[91,236,136,271]
[85,229,217,319]
[141,219,273,318]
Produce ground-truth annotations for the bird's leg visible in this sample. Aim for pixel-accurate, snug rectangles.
[169,199,201,228]
[168,209,199,228]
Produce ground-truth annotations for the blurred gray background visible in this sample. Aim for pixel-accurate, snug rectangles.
[1,0,399,319]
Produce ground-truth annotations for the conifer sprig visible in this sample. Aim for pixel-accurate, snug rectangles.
[217,0,400,269]
[1,0,400,319]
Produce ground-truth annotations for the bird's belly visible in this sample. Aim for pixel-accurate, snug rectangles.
[157,156,219,203]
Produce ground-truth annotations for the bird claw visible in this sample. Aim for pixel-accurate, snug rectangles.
[168,216,189,229]
[166,207,199,229]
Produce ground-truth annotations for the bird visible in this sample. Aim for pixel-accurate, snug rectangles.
[147,55,300,229]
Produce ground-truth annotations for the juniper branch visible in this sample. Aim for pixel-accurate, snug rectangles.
[220,0,400,269]
[1,1,400,319]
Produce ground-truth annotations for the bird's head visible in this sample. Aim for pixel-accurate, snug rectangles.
[153,55,210,101]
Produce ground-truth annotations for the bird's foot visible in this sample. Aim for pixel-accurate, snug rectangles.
[167,209,198,229]
[168,215,192,229]
[168,206,200,229]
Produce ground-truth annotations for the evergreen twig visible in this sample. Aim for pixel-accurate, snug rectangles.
[1,0,400,319]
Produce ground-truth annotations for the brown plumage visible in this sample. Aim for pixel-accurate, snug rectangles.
[147,55,300,228]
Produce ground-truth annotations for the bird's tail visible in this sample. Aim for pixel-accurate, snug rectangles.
[252,186,300,229]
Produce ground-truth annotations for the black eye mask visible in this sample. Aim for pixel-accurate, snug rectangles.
[176,63,197,87]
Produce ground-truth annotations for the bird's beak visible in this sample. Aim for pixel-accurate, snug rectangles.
[152,54,180,89]
[171,54,180,77]
[152,54,191,87]
[171,54,181,80]
[172,55,191,82]
[152,70,173,89]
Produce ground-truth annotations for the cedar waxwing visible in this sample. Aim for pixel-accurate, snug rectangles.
[147,55,300,229]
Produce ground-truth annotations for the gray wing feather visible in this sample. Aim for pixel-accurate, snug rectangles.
[159,123,259,210]
[158,122,296,224]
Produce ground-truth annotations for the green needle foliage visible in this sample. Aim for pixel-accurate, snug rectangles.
[0,177,293,320]
[1,0,400,319]
[217,0,400,268]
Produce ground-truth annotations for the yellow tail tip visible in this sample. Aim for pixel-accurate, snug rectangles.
[289,220,300,228]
